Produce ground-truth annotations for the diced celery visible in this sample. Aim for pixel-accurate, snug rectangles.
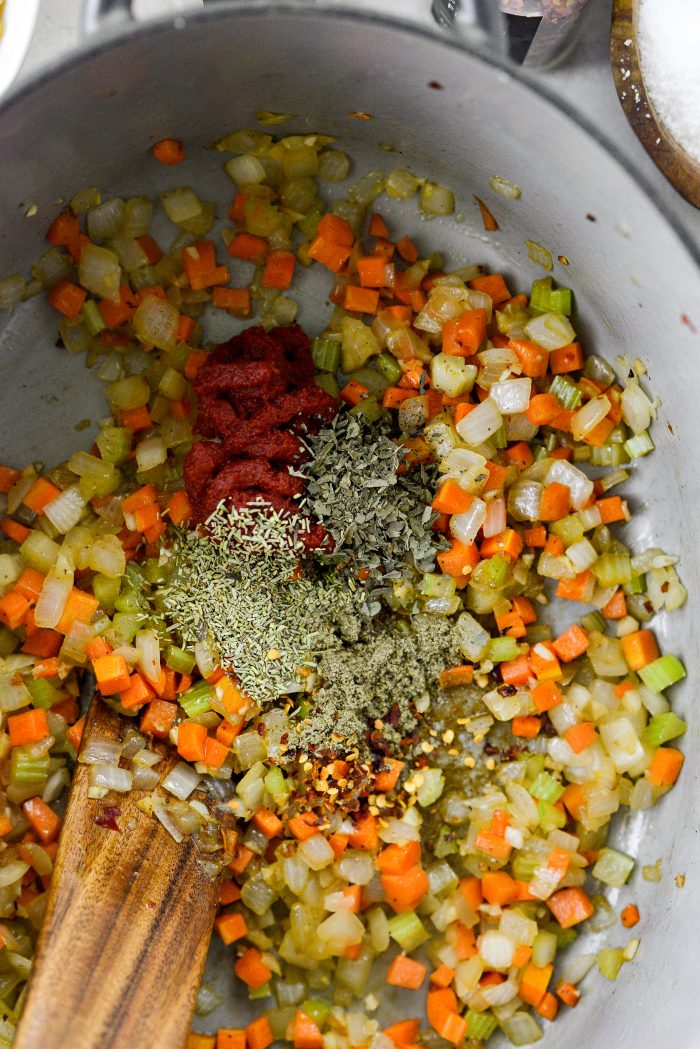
[549,375,581,410]
[311,336,340,373]
[166,645,197,675]
[623,431,654,460]
[264,766,289,797]
[550,287,573,315]
[298,207,322,238]
[550,514,585,546]
[114,590,142,614]
[180,681,215,718]
[416,768,445,807]
[375,352,402,385]
[638,655,686,695]
[111,612,141,643]
[511,851,541,882]
[487,636,521,664]
[530,277,553,313]
[300,999,331,1026]
[491,423,507,449]
[529,771,564,803]
[387,911,429,951]
[348,397,383,424]
[421,573,457,599]
[10,748,49,785]
[314,373,340,398]
[597,947,625,981]
[248,983,272,1001]
[555,927,578,949]
[537,800,567,832]
[592,847,635,888]
[643,711,687,747]
[593,552,632,587]
[0,627,19,657]
[95,427,132,465]
[92,575,121,611]
[622,574,644,595]
[526,754,546,781]
[81,299,106,336]
[589,444,629,467]
[19,531,60,573]
[434,825,458,858]
[27,679,61,709]
[466,1010,498,1041]
[479,554,510,589]
[580,611,606,633]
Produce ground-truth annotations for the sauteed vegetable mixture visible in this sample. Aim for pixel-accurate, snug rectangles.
[0,127,688,1049]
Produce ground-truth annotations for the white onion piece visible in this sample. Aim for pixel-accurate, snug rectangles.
[316,910,365,950]
[337,852,376,885]
[162,761,201,800]
[43,486,86,534]
[546,459,594,509]
[0,675,32,713]
[621,382,653,434]
[86,197,125,240]
[482,498,506,538]
[225,154,266,186]
[78,243,121,302]
[152,799,184,843]
[566,538,598,573]
[0,862,29,888]
[455,612,490,661]
[506,412,538,442]
[489,377,532,415]
[194,639,218,678]
[507,479,543,522]
[450,497,486,545]
[479,930,515,970]
[131,766,160,790]
[135,436,167,472]
[524,311,575,350]
[133,294,179,351]
[599,717,645,772]
[89,764,133,792]
[298,834,335,870]
[570,395,611,441]
[456,398,502,446]
[136,630,161,683]
[79,739,122,766]
[34,570,72,628]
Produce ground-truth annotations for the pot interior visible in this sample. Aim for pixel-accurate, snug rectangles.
[0,7,698,1044]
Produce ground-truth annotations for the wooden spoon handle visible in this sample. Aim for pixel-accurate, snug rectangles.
[14,699,220,1049]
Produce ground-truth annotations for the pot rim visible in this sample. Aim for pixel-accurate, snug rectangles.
[2,0,699,273]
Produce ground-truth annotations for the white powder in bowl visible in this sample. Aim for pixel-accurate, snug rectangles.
[638,0,700,163]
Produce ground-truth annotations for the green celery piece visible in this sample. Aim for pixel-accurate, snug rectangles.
[166,645,197,675]
[301,999,331,1026]
[550,375,581,410]
[27,678,61,709]
[622,574,644,595]
[0,627,19,657]
[95,427,132,465]
[179,681,215,718]
[537,800,567,832]
[81,299,106,335]
[638,655,686,695]
[549,287,573,315]
[529,277,552,313]
[593,551,632,587]
[643,711,687,747]
[387,911,429,951]
[311,335,340,373]
[592,847,635,888]
[487,636,521,664]
[598,947,625,981]
[10,748,49,785]
[623,430,654,460]
[589,444,629,467]
[466,1010,498,1041]
[529,771,564,803]
[580,611,606,633]
[491,423,507,450]
[376,352,402,385]
[264,766,289,797]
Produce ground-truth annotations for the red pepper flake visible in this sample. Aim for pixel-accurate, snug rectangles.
[681,312,697,334]
[95,806,121,831]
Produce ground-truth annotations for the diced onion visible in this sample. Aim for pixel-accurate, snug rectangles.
[482,498,506,538]
[524,311,575,350]
[525,240,553,272]
[450,497,486,546]
[317,910,365,951]
[135,436,167,472]
[489,377,531,415]
[89,764,133,792]
[479,930,515,970]
[0,274,26,310]
[80,739,122,766]
[489,175,522,199]
[508,479,543,522]
[133,294,179,351]
[621,381,653,434]
[34,571,73,628]
[225,154,267,186]
[0,675,32,713]
[456,398,502,446]
[0,862,30,888]
[420,182,455,216]
[135,630,160,683]
[43,486,86,534]
[162,761,201,800]
[547,459,594,509]
[78,243,121,303]
[86,197,125,240]
[571,395,611,441]
[131,766,160,790]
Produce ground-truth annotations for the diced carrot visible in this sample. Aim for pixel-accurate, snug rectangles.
[340,380,370,407]
[55,588,100,636]
[387,955,426,990]
[620,629,659,671]
[67,716,85,752]
[164,490,192,528]
[262,250,295,291]
[344,285,380,314]
[531,680,562,713]
[648,746,684,787]
[482,460,508,493]
[537,991,559,1021]
[470,273,510,305]
[523,524,547,548]
[547,534,565,556]
[564,721,597,754]
[122,485,158,513]
[561,783,585,820]
[317,213,354,246]
[246,1017,273,1049]
[583,416,615,446]
[430,964,455,989]
[381,865,429,913]
[621,903,640,928]
[46,210,80,247]
[529,642,562,682]
[382,386,416,408]
[509,338,550,378]
[602,588,627,620]
[552,624,589,663]
[556,569,593,602]
[369,212,390,239]
[480,528,523,561]
[136,234,163,265]
[120,672,156,711]
[288,812,320,841]
[216,1030,246,1049]
[8,709,50,747]
[374,758,405,793]
[512,944,533,968]
[595,495,626,524]
[547,887,595,928]
[526,393,562,427]
[13,568,44,604]
[0,591,30,631]
[539,482,570,521]
[519,963,553,1007]
[47,280,87,319]
[432,480,473,516]
[23,477,61,515]
[215,911,248,946]
[438,665,474,688]
[252,808,284,839]
[458,876,484,912]
[442,309,487,356]
[512,716,541,738]
[376,840,421,875]
[505,440,535,468]
[348,811,379,851]
[500,654,532,688]
[177,722,207,763]
[140,698,178,739]
[86,637,112,662]
[437,539,480,579]
[236,947,272,990]
[152,138,186,165]
[357,256,389,288]
[212,287,251,315]
[228,232,268,263]
[396,235,419,263]
[120,405,152,432]
[512,596,537,624]
[481,871,518,906]
[556,981,581,1007]
[549,342,584,374]
[219,880,242,907]
[293,1011,323,1049]
[308,235,352,272]
[0,466,21,494]
[229,844,254,875]
[185,349,209,380]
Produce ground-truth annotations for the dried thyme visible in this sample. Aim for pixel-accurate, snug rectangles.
[300,412,443,576]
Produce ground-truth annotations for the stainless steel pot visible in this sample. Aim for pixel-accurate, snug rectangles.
[0,3,698,1045]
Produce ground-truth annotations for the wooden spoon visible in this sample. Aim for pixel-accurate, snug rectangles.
[611,0,700,207]
[13,696,221,1049]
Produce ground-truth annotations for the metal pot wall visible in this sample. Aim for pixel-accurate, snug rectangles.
[0,3,698,1046]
